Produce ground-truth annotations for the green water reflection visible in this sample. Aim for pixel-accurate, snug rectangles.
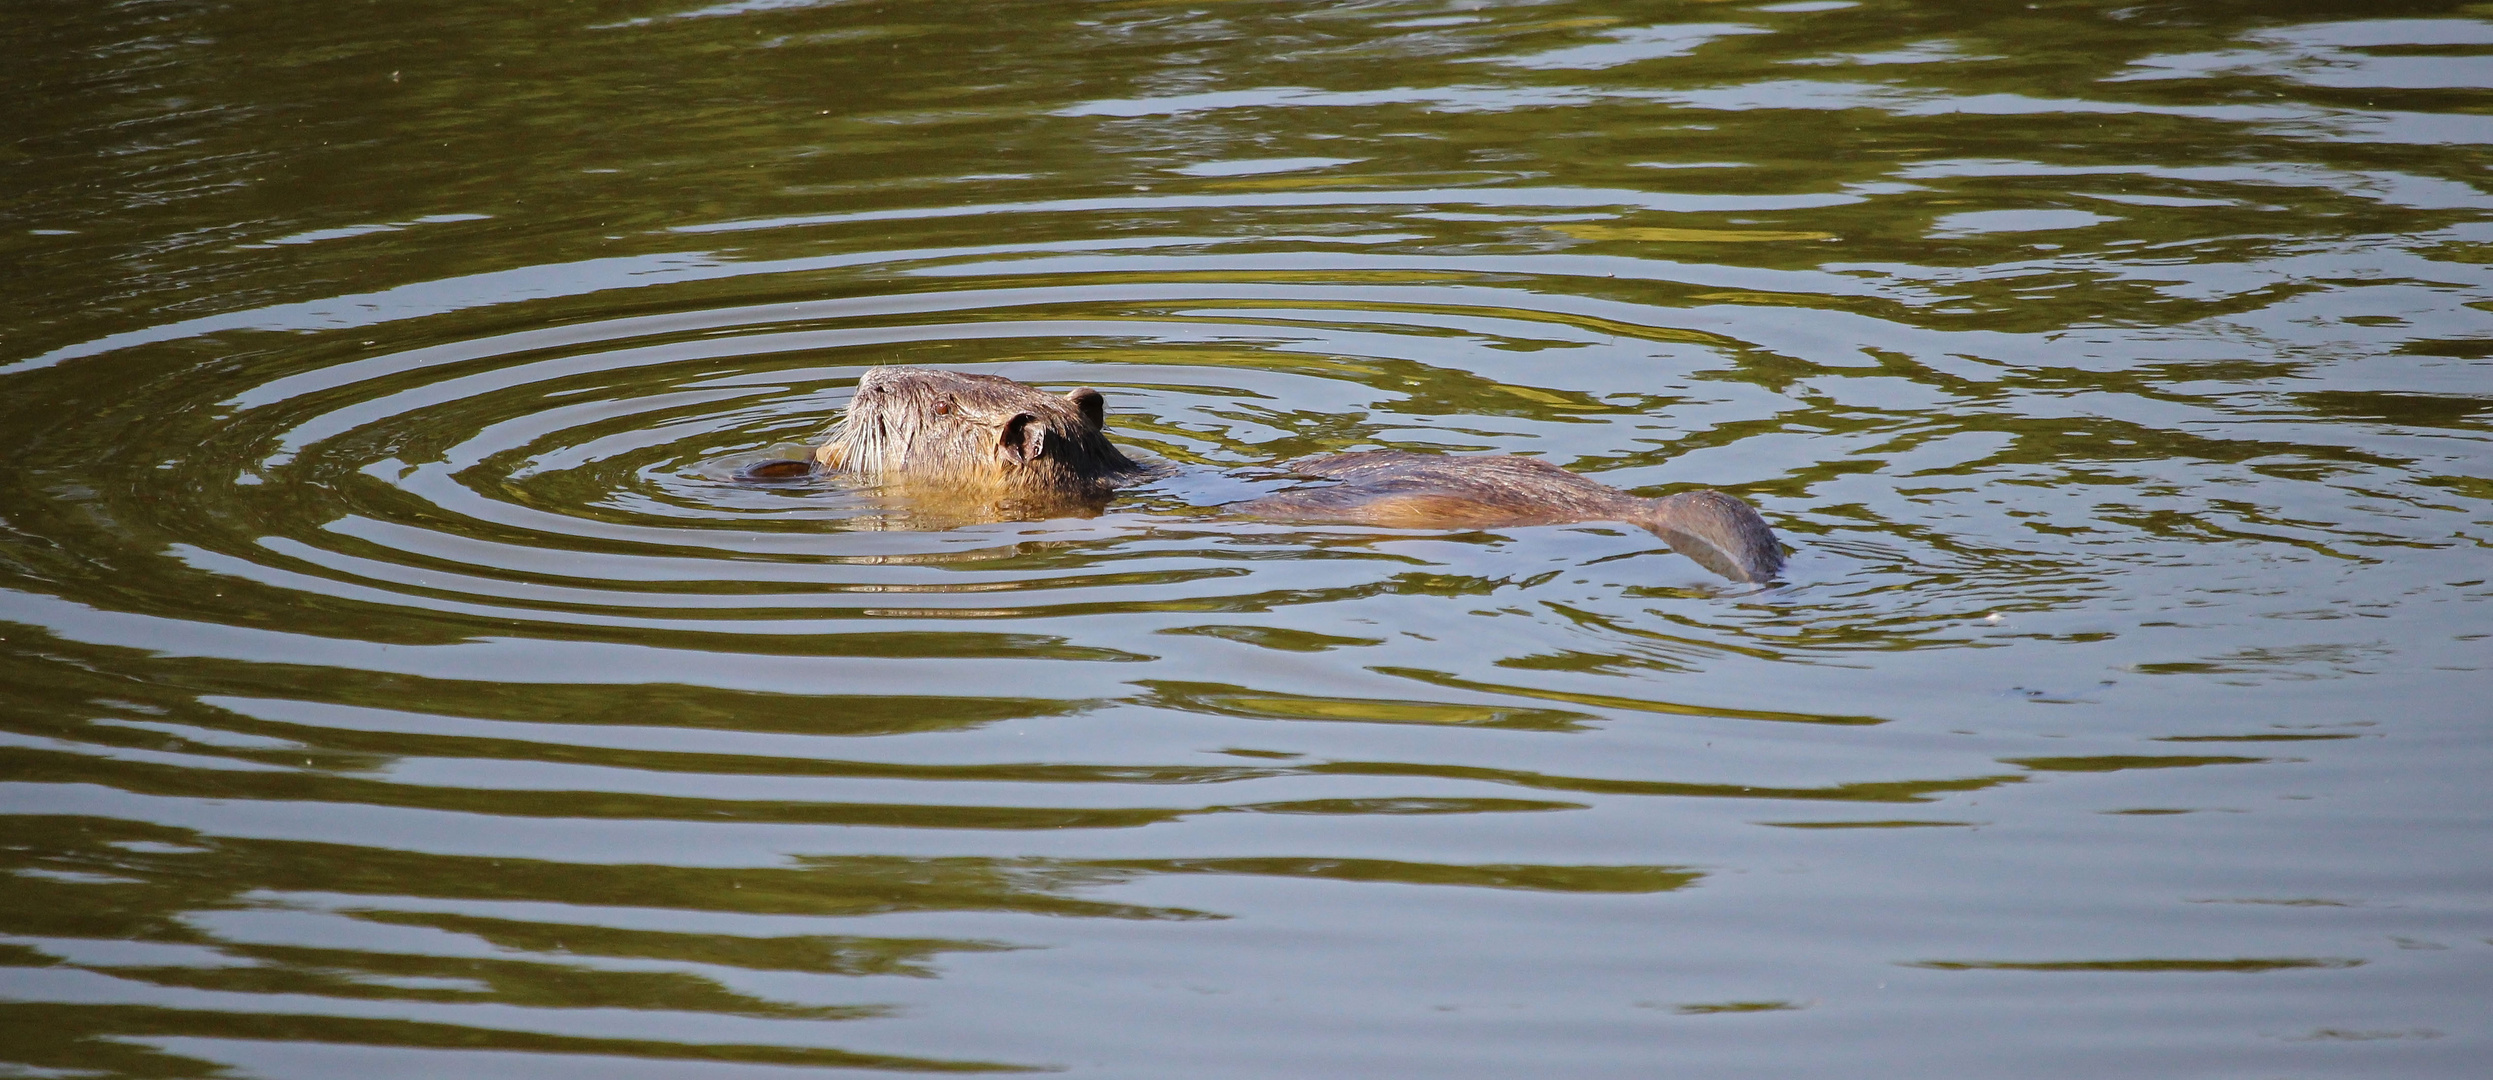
[5,0,2490,1076]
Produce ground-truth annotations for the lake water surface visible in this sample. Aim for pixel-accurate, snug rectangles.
[4,1,2490,1076]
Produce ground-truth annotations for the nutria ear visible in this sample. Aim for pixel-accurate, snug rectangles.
[1066,387,1105,429]
[999,412,1047,463]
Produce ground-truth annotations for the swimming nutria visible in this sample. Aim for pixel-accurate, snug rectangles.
[740,366,1785,582]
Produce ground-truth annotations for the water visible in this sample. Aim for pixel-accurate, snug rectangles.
[4,1,2489,1075]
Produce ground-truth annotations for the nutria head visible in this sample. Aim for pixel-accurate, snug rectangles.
[812,366,1143,499]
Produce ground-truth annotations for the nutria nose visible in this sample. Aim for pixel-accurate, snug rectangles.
[736,459,814,482]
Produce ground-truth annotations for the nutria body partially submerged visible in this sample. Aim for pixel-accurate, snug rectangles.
[1233,452,1783,583]
[742,366,1785,582]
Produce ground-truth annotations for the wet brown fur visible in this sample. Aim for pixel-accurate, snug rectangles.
[809,366,1146,505]
[755,367,1786,582]
[1236,452,1786,583]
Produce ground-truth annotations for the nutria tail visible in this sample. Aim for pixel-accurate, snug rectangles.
[1632,490,1785,584]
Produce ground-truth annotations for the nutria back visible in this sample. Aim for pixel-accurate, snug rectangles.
[1234,452,1647,527]
[1237,452,1785,583]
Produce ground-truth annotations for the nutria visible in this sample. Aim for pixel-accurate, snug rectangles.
[739,366,1785,583]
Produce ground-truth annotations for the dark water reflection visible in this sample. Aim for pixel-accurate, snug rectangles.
[4,0,2490,1076]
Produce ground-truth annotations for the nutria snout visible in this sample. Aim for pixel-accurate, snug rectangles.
[739,366,1786,582]
[737,458,816,482]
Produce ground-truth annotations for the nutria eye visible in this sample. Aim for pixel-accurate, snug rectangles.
[933,399,952,416]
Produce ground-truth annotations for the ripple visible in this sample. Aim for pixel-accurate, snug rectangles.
[6,194,2486,693]
[9,23,2493,1068]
